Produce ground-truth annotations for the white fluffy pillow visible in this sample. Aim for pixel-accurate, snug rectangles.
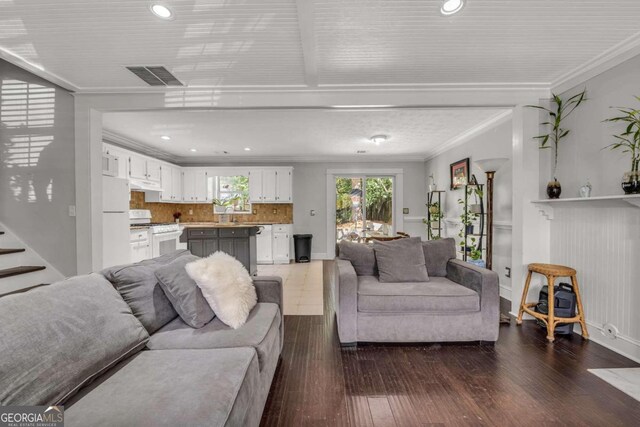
[185,251,257,329]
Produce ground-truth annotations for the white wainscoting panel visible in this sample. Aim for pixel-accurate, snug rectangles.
[551,206,640,362]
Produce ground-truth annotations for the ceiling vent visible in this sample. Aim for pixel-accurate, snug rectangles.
[126,66,183,86]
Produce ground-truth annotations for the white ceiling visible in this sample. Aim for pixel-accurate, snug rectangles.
[102,108,510,163]
[1,0,639,91]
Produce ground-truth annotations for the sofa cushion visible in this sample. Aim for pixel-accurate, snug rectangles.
[0,274,149,406]
[101,252,193,334]
[422,238,456,277]
[357,276,479,313]
[338,240,378,276]
[147,303,281,371]
[65,348,259,427]
[155,254,215,328]
[373,237,430,283]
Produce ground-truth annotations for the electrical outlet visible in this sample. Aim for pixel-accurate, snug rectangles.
[310,210,316,216]
[272,208,277,214]
[68,205,76,217]
[403,208,409,214]
[253,209,257,215]
[188,209,193,215]
[505,267,511,278]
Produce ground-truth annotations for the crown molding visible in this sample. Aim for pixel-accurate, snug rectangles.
[551,32,640,94]
[424,110,513,161]
[175,155,426,166]
[0,48,78,92]
[102,129,176,163]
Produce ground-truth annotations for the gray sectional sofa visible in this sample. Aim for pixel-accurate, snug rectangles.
[0,250,283,427]
[335,238,499,344]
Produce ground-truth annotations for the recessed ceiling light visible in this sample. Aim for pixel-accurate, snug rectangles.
[190,148,197,152]
[369,135,388,145]
[150,4,173,19]
[244,147,251,151]
[160,135,171,141]
[440,0,465,16]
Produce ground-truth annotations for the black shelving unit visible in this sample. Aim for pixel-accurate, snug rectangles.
[460,184,485,262]
[426,191,445,240]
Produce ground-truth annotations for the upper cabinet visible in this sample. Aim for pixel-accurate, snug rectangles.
[103,143,130,180]
[129,153,161,183]
[182,169,209,203]
[160,165,181,202]
[249,168,292,203]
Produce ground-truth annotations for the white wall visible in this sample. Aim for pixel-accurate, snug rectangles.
[424,119,513,298]
[544,53,640,362]
[0,59,77,276]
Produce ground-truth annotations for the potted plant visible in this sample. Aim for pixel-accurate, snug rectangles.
[527,88,587,198]
[212,197,238,214]
[603,96,640,194]
[424,202,443,240]
[457,197,478,236]
[467,242,485,268]
[173,211,182,224]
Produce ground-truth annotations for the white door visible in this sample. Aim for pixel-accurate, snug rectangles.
[129,155,147,180]
[171,166,182,201]
[249,170,263,202]
[275,169,292,202]
[160,165,172,202]
[146,160,162,182]
[256,225,273,264]
[194,170,208,202]
[273,229,290,264]
[262,170,277,202]
[183,170,196,202]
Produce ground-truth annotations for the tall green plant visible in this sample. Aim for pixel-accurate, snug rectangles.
[603,96,640,173]
[527,89,587,176]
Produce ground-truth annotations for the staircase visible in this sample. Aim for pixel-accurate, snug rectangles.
[0,223,64,297]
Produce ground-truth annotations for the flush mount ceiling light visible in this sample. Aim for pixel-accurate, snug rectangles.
[440,0,465,16]
[244,147,251,151]
[160,135,171,141]
[369,135,388,145]
[190,148,197,152]
[150,4,173,19]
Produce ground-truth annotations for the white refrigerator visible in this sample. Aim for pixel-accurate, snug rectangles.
[102,176,131,268]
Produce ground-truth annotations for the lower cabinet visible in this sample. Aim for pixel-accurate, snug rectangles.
[272,224,291,264]
[182,227,257,275]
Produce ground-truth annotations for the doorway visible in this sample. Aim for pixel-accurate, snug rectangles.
[335,176,395,243]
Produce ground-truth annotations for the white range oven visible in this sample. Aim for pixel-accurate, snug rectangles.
[130,210,186,260]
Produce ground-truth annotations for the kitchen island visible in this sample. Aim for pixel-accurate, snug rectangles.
[180,224,259,275]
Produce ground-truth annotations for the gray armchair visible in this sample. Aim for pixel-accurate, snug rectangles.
[334,238,499,345]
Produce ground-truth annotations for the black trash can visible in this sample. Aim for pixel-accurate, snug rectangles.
[293,234,312,263]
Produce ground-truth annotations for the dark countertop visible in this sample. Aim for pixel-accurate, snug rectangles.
[180,222,292,228]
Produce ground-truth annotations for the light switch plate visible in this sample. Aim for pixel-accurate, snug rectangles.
[68,205,76,217]
[403,208,409,214]
[310,210,316,216]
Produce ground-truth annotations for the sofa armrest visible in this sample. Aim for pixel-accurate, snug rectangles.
[335,259,358,344]
[252,276,283,311]
[446,259,500,339]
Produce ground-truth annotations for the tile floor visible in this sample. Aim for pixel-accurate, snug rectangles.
[257,261,324,315]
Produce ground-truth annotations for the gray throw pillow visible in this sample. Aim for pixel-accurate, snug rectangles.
[101,254,190,334]
[155,255,215,328]
[422,238,456,277]
[373,237,430,283]
[0,274,149,406]
[337,240,378,276]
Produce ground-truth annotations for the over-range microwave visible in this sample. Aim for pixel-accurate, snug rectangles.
[102,153,119,177]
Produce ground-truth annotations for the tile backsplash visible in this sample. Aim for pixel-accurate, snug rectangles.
[130,191,293,224]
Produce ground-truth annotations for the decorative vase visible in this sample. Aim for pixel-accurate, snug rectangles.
[546,179,562,199]
[579,180,592,198]
[621,171,640,194]
[465,224,474,235]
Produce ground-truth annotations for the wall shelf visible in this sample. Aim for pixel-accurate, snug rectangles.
[532,194,640,220]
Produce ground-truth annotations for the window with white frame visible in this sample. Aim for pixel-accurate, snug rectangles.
[208,175,251,213]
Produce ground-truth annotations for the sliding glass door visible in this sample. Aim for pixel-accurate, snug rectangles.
[335,176,394,242]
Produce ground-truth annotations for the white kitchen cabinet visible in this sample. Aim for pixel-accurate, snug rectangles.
[249,168,293,203]
[129,153,161,183]
[160,165,173,202]
[171,166,182,201]
[146,160,162,182]
[103,144,130,180]
[275,168,292,202]
[182,169,209,203]
[272,224,291,264]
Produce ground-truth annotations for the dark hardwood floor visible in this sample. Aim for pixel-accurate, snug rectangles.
[261,261,639,426]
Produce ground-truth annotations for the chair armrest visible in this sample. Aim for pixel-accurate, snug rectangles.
[446,259,500,337]
[252,276,283,311]
[335,259,358,344]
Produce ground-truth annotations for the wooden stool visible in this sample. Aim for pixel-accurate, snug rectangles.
[516,263,589,342]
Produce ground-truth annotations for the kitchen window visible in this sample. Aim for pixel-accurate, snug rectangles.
[208,175,251,213]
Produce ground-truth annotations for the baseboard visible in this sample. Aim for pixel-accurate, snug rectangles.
[499,284,511,300]
[575,321,640,364]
